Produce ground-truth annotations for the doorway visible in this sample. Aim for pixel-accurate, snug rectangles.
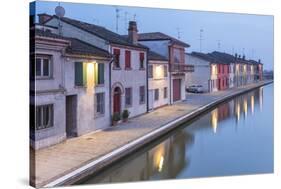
[66,95,78,138]
[113,87,121,113]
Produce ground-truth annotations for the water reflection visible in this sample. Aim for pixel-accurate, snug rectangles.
[81,84,273,185]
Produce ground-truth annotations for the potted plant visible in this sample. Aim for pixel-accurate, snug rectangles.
[112,112,121,126]
[122,109,130,122]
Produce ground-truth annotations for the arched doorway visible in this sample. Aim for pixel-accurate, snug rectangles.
[113,87,121,113]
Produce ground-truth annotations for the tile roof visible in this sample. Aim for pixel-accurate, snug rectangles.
[34,29,112,58]
[190,52,219,63]
[137,32,190,47]
[44,15,147,49]
[208,51,235,64]
[148,51,168,61]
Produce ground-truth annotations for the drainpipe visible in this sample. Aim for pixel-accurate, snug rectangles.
[108,57,114,123]
[146,50,149,112]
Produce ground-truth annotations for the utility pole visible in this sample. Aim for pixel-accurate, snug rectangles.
[199,29,204,52]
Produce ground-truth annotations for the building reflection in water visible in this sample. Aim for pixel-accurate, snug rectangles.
[82,87,265,185]
[83,130,194,184]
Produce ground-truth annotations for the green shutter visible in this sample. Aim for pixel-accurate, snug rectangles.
[75,62,83,86]
[98,63,104,84]
[83,63,87,86]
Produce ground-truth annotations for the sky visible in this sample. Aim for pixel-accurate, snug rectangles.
[33,1,274,70]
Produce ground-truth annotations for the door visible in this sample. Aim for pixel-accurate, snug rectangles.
[173,79,181,102]
[148,90,154,110]
[66,95,78,138]
[113,87,121,113]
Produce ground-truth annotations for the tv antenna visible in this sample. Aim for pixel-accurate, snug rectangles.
[176,27,182,39]
[199,29,204,52]
[55,3,65,35]
[217,40,221,51]
[115,7,121,33]
[124,11,128,34]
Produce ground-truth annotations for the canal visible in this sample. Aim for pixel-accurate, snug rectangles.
[80,84,273,185]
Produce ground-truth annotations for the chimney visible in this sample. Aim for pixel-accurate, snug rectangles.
[242,55,245,60]
[238,55,241,59]
[128,21,138,45]
[258,59,261,63]
[235,53,238,60]
[38,13,52,24]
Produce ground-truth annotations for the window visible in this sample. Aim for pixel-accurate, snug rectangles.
[97,63,105,85]
[113,49,120,68]
[75,62,87,86]
[154,89,159,101]
[140,52,145,69]
[36,104,53,130]
[125,50,131,69]
[35,55,52,78]
[125,87,132,106]
[164,87,168,98]
[148,65,153,78]
[95,93,105,115]
[164,65,168,77]
[139,86,145,104]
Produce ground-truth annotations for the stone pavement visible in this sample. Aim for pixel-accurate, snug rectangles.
[31,81,271,187]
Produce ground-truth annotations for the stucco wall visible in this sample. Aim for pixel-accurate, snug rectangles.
[185,54,211,92]
[111,46,147,118]
[148,60,170,109]
[64,58,111,135]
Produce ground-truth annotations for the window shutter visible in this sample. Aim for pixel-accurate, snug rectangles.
[75,62,83,86]
[125,50,131,68]
[98,63,105,84]
[83,63,87,86]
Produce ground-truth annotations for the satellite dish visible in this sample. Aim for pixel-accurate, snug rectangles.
[55,5,65,18]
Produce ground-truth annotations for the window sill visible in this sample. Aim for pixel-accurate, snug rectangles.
[95,84,105,88]
[36,77,54,80]
[94,113,105,119]
[113,67,121,70]
[74,85,86,89]
[125,68,132,71]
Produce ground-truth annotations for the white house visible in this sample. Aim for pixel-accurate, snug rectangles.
[185,52,219,93]
[136,32,193,103]
[40,14,149,119]
[147,51,170,110]
[31,26,112,149]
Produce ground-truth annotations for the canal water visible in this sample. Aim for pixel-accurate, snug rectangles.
[81,84,273,185]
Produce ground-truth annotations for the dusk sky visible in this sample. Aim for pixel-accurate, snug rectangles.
[34,1,274,70]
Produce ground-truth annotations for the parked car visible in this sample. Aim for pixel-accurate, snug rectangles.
[186,85,204,93]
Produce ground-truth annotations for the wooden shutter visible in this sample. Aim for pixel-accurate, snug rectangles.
[75,62,83,86]
[125,50,131,69]
[98,63,105,84]
[83,63,87,86]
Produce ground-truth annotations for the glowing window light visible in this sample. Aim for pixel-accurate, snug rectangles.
[236,103,240,121]
[158,156,164,172]
[243,98,248,117]
[155,65,163,79]
[211,109,218,134]
[251,95,254,114]
[86,62,96,89]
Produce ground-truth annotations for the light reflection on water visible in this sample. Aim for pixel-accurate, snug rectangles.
[81,84,273,185]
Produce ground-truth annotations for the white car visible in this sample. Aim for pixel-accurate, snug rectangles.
[186,85,204,93]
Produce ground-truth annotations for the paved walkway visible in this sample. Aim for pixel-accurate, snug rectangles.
[31,81,271,187]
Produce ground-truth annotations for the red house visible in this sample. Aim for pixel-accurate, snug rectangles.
[217,63,229,90]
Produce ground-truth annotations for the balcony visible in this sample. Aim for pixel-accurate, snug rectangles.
[170,64,194,73]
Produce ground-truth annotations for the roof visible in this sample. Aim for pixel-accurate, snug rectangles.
[189,52,218,63]
[43,15,147,49]
[137,32,190,47]
[208,51,235,64]
[148,51,168,61]
[34,29,112,58]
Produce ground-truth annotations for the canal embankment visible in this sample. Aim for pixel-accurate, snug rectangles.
[33,80,273,188]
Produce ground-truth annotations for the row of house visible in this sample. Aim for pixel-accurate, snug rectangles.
[185,51,263,93]
[30,13,263,150]
[30,13,195,149]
